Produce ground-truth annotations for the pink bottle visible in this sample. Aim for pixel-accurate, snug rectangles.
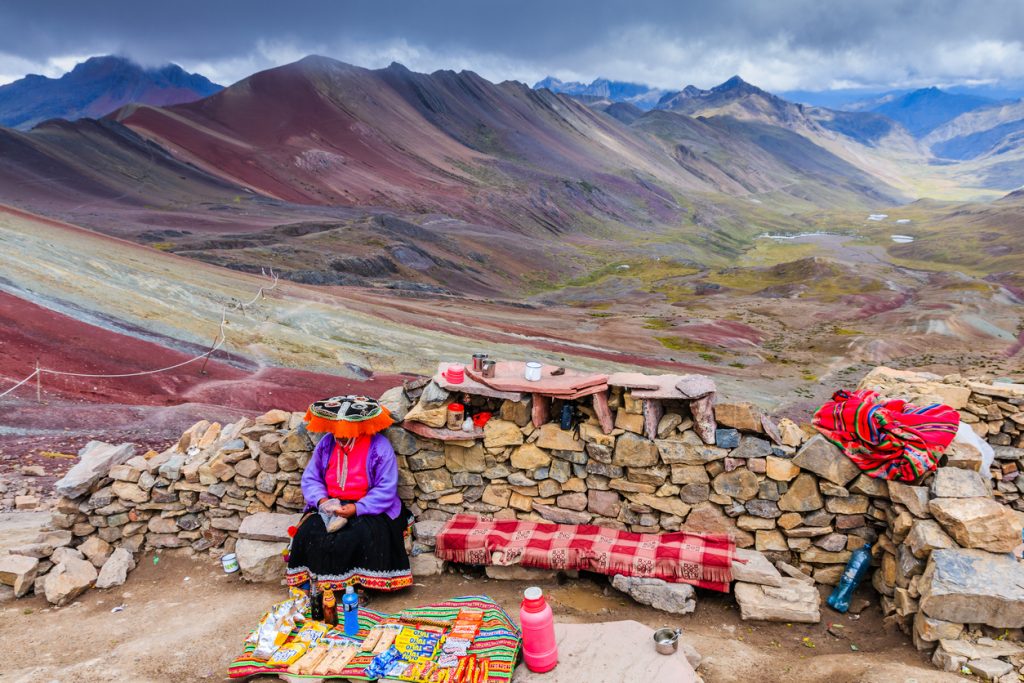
[520,586,558,673]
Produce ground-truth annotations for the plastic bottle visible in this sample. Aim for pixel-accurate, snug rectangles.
[520,586,557,673]
[342,585,360,636]
[827,542,873,613]
[322,589,337,626]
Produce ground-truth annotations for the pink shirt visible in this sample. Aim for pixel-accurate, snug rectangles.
[324,436,370,501]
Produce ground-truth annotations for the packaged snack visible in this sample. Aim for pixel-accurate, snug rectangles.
[288,643,330,675]
[250,588,309,661]
[437,653,459,668]
[372,625,401,654]
[296,620,330,646]
[317,643,359,675]
[361,626,384,651]
[266,640,307,667]
[364,645,402,679]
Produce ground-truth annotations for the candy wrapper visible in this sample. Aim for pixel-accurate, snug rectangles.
[364,645,402,679]
[250,588,310,661]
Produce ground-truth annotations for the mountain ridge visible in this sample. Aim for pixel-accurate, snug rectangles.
[0,55,222,130]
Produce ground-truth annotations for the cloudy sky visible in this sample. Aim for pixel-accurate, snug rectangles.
[2,0,1024,93]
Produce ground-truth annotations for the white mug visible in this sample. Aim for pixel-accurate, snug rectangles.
[524,361,543,382]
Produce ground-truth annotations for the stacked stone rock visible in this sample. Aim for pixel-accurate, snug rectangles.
[0,409,311,606]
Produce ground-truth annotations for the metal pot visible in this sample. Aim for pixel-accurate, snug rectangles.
[653,627,681,655]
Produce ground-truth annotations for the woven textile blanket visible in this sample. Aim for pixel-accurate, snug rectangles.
[228,595,521,681]
[813,389,959,482]
[435,514,735,592]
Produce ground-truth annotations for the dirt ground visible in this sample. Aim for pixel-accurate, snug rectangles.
[0,549,964,683]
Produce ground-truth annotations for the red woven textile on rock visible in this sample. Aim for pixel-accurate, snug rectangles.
[813,389,960,482]
[435,514,735,592]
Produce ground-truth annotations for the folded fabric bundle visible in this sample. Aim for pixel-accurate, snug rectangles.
[813,389,959,482]
[435,514,735,592]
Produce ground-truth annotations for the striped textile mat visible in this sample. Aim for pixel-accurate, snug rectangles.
[228,595,521,680]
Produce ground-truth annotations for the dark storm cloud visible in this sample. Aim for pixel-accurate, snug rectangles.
[2,0,1023,90]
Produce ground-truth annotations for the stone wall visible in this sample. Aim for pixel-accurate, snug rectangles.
[1,366,1022,675]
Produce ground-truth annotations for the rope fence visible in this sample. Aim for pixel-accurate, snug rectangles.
[0,269,279,402]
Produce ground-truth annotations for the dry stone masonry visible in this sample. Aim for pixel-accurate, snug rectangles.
[1,365,1022,676]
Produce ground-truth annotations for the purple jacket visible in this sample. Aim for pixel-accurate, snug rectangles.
[301,433,402,520]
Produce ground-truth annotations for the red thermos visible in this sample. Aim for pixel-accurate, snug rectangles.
[520,586,558,672]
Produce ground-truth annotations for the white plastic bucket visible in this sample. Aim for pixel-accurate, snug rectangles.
[221,552,239,573]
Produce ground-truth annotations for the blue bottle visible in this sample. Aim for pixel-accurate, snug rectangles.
[827,542,872,613]
[343,585,360,636]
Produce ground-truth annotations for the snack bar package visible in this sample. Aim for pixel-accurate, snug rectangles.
[250,588,309,661]
[266,640,307,667]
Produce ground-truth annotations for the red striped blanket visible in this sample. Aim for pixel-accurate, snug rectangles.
[813,389,959,482]
[435,514,735,592]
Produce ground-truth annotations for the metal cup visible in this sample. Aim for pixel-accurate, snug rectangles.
[472,353,488,372]
[653,627,681,655]
[481,359,496,378]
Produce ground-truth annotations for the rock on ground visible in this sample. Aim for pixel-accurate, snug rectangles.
[512,620,698,683]
[485,565,557,581]
[409,551,446,577]
[237,512,300,543]
[730,549,782,587]
[611,575,696,615]
[0,553,39,597]
[733,578,821,623]
[918,548,1024,628]
[54,441,135,499]
[234,539,287,583]
[95,548,135,589]
[44,557,98,606]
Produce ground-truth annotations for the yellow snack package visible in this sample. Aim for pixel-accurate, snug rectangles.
[267,640,308,667]
[296,620,330,646]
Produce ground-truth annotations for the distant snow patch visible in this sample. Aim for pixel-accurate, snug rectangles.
[890,235,915,243]
[867,214,888,221]
[895,219,911,224]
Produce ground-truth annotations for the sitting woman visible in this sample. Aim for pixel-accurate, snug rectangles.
[286,395,413,593]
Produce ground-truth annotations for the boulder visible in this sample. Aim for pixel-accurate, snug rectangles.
[412,520,447,547]
[731,549,783,587]
[766,456,799,482]
[711,469,759,502]
[776,418,805,447]
[928,497,1023,552]
[714,403,763,433]
[533,503,592,525]
[55,441,136,499]
[444,443,486,473]
[733,578,820,623]
[95,548,135,589]
[235,539,288,582]
[919,549,1024,627]
[483,419,524,448]
[511,443,551,470]
[44,558,97,606]
[792,435,860,485]
[485,565,557,581]
[777,474,823,512]
[0,554,39,597]
[966,658,1013,681]
[79,536,112,567]
[731,436,772,459]
[613,433,659,467]
[886,481,931,518]
[238,512,301,543]
[611,574,696,615]
[404,403,447,428]
[410,551,446,577]
[906,519,957,559]
[378,386,411,422]
[536,423,583,452]
[930,467,991,499]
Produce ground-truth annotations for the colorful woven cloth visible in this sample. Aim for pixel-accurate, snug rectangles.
[813,389,960,482]
[228,595,520,680]
[435,514,735,592]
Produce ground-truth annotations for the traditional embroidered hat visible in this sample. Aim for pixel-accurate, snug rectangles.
[303,394,394,438]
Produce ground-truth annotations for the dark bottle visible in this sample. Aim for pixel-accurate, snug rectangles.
[323,589,338,626]
[827,542,872,613]
[309,582,324,621]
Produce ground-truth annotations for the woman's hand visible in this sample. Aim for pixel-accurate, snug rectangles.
[339,503,358,518]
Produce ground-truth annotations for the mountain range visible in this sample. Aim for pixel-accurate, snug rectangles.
[0,55,221,130]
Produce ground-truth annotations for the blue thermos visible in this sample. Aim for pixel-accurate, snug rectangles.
[827,542,872,613]
[343,585,360,635]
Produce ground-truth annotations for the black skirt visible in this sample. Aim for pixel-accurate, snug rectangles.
[285,506,413,592]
